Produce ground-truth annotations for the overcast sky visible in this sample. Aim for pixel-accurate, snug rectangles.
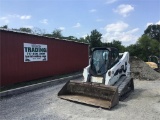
[0,0,160,46]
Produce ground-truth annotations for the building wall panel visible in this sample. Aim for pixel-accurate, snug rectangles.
[0,30,89,86]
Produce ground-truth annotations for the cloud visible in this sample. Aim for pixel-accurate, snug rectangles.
[89,9,97,13]
[96,19,104,22]
[156,20,160,24]
[20,15,31,20]
[0,14,31,24]
[146,22,153,27]
[58,27,65,31]
[102,21,139,46]
[127,28,139,33]
[146,20,160,27]
[0,17,10,24]
[40,19,48,24]
[104,21,128,32]
[114,4,134,17]
[105,0,117,4]
[82,34,87,38]
[23,25,34,29]
[0,17,7,20]
[73,22,81,28]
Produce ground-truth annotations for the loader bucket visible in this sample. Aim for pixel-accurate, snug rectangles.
[58,80,119,109]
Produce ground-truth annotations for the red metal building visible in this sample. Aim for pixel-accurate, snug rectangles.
[0,29,89,86]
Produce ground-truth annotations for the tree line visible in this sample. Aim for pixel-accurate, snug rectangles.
[1,24,160,61]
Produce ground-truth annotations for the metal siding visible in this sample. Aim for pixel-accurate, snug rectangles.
[1,30,89,86]
[0,32,2,87]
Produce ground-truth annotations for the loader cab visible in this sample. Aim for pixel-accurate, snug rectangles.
[89,47,119,77]
[148,55,160,70]
[109,47,119,67]
[148,55,160,65]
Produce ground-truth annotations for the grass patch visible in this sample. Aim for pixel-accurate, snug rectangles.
[0,71,82,92]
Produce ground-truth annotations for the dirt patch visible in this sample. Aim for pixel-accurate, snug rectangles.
[130,56,160,80]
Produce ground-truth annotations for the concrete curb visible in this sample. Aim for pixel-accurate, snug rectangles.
[0,73,82,98]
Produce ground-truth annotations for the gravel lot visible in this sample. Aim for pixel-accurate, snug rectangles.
[1,77,160,120]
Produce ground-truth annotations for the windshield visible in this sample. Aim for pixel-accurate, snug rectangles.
[91,50,109,75]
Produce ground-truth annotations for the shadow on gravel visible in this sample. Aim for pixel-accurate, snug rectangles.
[111,89,146,110]
[59,98,128,111]
[111,103,127,111]
[123,88,146,102]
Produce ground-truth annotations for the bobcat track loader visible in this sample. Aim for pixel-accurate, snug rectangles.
[58,47,134,109]
[146,55,160,72]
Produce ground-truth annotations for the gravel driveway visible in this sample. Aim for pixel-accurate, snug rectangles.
[1,77,160,120]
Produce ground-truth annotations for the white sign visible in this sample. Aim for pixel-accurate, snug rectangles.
[24,43,48,62]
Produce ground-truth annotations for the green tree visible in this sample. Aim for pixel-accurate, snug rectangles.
[150,39,160,57]
[87,29,102,47]
[127,35,160,61]
[111,40,125,52]
[44,34,53,37]
[138,35,153,61]
[144,24,160,42]
[67,36,76,40]
[102,40,125,53]
[79,37,88,43]
[85,29,102,53]
[0,25,8,29]
[64,36,78,41]
[32,27,46,35]
[126,44,141,57]
[52,29,63,38]
[19,27,32,33]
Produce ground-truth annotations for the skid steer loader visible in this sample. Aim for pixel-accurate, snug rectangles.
[58,47,134,109]
[146,55,160,72]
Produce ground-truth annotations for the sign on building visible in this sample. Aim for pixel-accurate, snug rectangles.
[24,43,48,62]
